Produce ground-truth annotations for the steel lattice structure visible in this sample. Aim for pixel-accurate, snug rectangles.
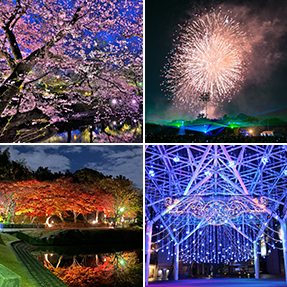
[145,145,287,284]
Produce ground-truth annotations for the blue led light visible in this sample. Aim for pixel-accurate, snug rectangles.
[149,170,155,177]
[261,156,268,164]
[228,160,235,168]
[173,156,180,163]
[205,170,211,176]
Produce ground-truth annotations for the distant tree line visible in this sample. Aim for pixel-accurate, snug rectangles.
[169,114,287,127]
[0,148,126,183]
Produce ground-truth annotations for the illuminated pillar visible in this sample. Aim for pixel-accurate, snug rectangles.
[280,220,287,282]
[174,243,179,280]
[253,242,260,279]
[145,222,153,286]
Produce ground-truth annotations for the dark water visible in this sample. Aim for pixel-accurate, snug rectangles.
[32,246,143,287]
[43,127,142,143]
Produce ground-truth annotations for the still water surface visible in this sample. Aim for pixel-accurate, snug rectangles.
[32,246,143,287]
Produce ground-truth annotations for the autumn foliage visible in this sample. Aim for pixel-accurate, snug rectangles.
[43,251,141,287]
[0,177,141,225]
[48,262,114,287]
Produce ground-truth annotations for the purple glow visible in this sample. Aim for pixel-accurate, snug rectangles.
[145,145,287,281]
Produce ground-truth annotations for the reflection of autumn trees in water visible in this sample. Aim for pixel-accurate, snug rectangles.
[42,251,142,287]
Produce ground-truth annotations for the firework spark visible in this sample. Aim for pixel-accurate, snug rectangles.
[163,11,251,110]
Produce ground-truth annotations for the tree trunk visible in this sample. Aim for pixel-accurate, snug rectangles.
[73,211,79,223]
[58,213,65,223]
[6,212,11,224]
[30,216,36,224]
[56,255,63,268]
[22,215,27,223]
[68,129,71,143]
[90,125,94,143]
[95,254,99,266]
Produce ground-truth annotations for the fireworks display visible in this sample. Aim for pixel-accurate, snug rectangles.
[163,11,251,110]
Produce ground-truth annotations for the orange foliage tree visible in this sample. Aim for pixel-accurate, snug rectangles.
[55,178,112,223]
[0,181,19,222]
[1,178,113,224]
[97,178,142,225]
[13,179,68,222]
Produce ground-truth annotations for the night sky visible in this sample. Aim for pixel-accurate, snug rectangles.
[145,0,287,123]
[0,145,143,188]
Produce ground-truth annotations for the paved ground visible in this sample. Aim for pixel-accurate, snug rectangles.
[148,278,287,287]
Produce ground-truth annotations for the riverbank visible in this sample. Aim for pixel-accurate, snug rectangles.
[0,233,35,287]
[0,229,143,286]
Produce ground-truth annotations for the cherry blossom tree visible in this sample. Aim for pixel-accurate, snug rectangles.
[0,0,143,142]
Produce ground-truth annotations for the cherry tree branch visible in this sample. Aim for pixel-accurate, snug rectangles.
[0,7,84,115]
[2,0,28,62]
[3,26,22,61]
[22,70,53,89]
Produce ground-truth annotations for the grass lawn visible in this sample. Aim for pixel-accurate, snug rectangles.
[0,233,36,287]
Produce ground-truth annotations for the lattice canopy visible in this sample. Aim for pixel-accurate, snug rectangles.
[146,145,287,264]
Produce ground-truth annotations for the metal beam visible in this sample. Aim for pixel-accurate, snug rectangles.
[184,145,212,195]
[174,243,179,280]
[145,221,153,286]
[253,241,260,279]
[281,220,287,282]
[221,145,250,195]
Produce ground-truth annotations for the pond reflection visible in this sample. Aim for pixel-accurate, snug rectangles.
[33,249,142,287]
